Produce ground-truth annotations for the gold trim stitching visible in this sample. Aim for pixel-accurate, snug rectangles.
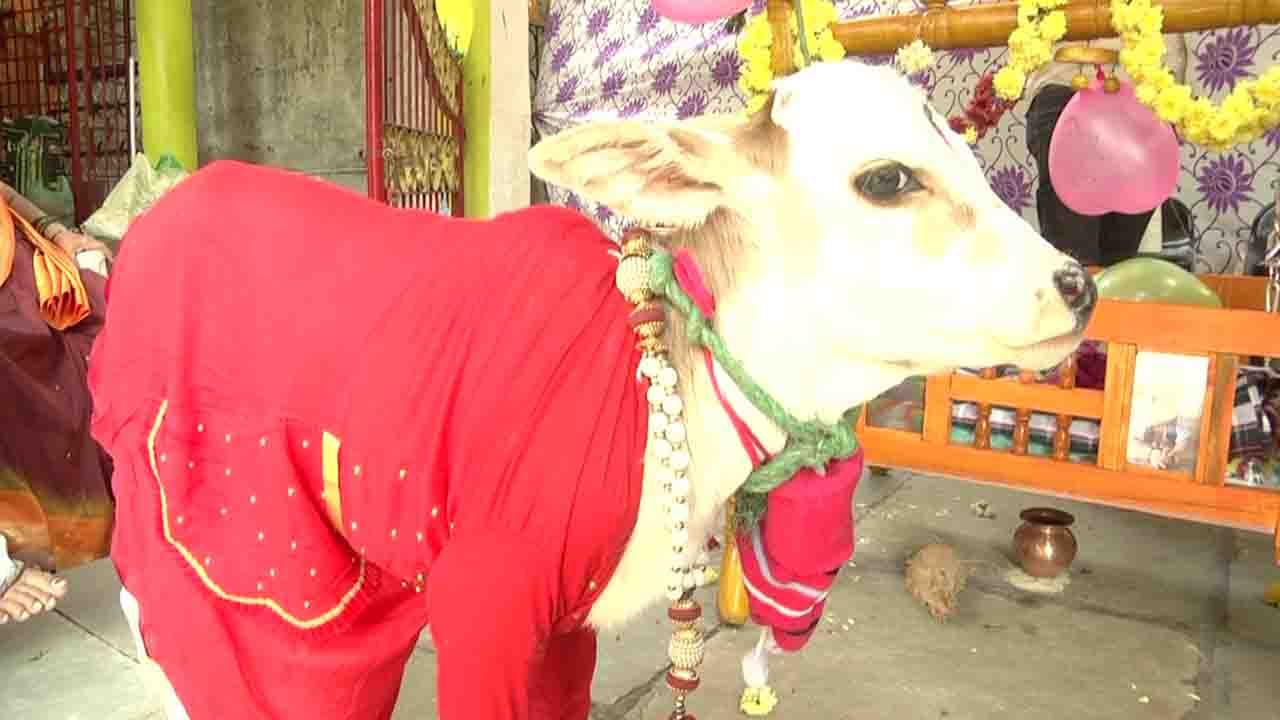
[147,400,365,630]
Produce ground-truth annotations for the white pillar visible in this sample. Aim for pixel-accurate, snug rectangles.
[486,0,531,214]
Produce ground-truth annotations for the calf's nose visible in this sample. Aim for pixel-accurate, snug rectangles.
[1052,262,1097,331]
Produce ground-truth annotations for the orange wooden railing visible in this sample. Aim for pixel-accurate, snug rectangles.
[857,274,1280,560]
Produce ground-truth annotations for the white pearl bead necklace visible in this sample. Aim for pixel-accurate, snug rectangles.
[640,353,707,602]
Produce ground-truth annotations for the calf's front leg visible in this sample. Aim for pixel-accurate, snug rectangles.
[427,533,593,720]
[529,626,596,720]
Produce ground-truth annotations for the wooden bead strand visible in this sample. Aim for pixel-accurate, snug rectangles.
[617,228,709,719]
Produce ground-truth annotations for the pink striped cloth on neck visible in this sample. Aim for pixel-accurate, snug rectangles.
[736,450,863,651]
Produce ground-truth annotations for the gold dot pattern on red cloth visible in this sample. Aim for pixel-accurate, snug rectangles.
[147,402,368,629]
[336,452,450,591]
[146,401,456,624]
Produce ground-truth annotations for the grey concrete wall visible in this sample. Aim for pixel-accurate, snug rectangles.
[192,0,367,193]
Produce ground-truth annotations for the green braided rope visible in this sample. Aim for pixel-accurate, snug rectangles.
[647,251,861,528]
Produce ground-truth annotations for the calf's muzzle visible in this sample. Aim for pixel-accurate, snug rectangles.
[1052,262,1097,333]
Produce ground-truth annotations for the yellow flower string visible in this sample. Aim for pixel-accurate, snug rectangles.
[1111,0,1280,151]
[787,0,847,69]
[740,686,780,716]
[993,0,1068,102]
[895,39,935,75]
[738,11,775,115]
[738,0,845,116]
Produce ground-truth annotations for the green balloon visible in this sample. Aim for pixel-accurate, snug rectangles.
[1094,258,1223,308]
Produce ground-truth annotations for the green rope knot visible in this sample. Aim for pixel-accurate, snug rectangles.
[646,250,861,529]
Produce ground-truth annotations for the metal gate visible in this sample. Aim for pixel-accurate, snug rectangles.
[0,0,134,224]
[365,0,465,215]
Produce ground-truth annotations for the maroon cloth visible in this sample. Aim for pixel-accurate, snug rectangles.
[736,450,862,652]
[89,161,646,719]
[1075,341,1108,390]
[0,233,111,571]
[1043,340,1106,390]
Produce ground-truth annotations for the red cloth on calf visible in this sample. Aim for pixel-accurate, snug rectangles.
[89,161,646,719]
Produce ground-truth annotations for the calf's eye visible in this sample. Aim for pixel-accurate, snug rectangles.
[855,163,922,201]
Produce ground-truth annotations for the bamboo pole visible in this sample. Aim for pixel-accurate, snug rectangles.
[136,0,198,170]
[768,0,797,76]
[832,0,1280,58]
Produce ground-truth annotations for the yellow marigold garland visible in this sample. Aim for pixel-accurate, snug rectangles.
[738,0,846,116]
[787,0,848,68]
[736,0,1280,151]
[992,0,1069,102]
[1110,0,1280,151]
[738,11,775,115]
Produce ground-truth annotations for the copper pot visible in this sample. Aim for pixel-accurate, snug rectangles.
[1013,507,1078,578]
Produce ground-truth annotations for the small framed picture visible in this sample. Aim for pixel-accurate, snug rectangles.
[1125,351,1211,475]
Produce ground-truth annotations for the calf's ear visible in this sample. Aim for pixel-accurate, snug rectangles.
[529,120,734,229]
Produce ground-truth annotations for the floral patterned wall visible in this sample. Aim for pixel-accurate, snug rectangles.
[532,0,1280,274]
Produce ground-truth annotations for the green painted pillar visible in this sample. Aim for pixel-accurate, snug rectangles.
[462,0,490,218]
[136,0,198,170]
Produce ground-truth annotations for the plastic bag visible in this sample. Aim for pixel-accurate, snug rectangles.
[82,152,189,246]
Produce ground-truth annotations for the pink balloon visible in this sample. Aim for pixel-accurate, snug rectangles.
[651,0,752,24]
[1048,76,1180,217]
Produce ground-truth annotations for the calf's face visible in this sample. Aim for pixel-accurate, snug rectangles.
[530,61,1093,418]
[767,62,1094,375]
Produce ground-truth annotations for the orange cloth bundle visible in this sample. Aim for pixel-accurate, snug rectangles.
[0,199,11,290]
[0,195,90,330]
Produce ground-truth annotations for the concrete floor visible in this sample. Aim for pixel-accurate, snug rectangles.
[3,470,1278,720]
